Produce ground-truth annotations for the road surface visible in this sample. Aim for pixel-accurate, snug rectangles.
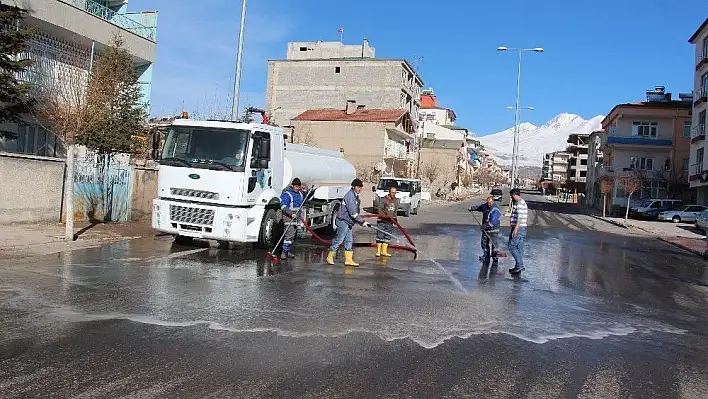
[2,193,707,398]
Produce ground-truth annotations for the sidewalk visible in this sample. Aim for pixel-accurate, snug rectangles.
[0,221,152,259]
[659,236,707,258]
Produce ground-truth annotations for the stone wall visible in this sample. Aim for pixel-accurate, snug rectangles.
[0,152,65,224]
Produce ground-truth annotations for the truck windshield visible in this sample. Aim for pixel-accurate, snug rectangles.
[161,126,249,170]
[377,179,411,192]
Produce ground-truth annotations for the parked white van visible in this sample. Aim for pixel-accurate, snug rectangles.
[372,177,427,217]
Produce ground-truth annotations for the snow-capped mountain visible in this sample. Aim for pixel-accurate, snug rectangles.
[478,113,604,167]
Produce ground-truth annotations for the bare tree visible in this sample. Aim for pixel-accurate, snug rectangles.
[599,176,614,218]
[475,167,495,189]
[420,158,442,186]
[616,171,641,225]
[353,160,380,183]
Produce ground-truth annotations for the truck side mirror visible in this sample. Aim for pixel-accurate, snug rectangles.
[259,139,270,159]
[151,149,160,160]
[150,128,160,150]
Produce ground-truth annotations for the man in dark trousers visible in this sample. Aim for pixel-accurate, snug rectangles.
[326,178,371,267]
[279,178,304,259]
[374,185,400,257]
[468,196,502,265]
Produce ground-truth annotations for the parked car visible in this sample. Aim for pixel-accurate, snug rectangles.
[658,205,708,223]
[695,210,708,234]
[490,188,503,202]
[629,199,685,219]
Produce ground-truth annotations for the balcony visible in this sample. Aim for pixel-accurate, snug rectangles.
[691,124,706,144]
[606,136,672,147]
[697,51,708,71]
[689,163,705,181]
[384,140,414,160]
[695,86,708,106]
[61,0,156,41]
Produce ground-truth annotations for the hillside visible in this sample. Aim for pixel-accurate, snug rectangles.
[478,113,604,167]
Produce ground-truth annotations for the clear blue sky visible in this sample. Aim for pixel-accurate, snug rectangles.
[132,0,705,135]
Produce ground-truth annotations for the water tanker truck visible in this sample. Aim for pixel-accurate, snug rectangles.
[151,119,356,248]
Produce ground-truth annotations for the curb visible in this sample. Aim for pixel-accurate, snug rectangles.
[657,237,706,259]
[588,215,653,233]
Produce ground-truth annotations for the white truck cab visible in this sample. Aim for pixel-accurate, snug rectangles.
[372,177,428,217]
[151,119,355,248]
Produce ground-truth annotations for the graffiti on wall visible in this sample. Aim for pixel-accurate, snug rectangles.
[73,150,132,222]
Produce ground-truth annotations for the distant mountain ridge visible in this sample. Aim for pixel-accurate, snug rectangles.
[478,113,604,167]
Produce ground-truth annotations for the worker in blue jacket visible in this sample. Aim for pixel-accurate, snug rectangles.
[280,178,304,259]
[326,178,371,267]
[468,196,502,264]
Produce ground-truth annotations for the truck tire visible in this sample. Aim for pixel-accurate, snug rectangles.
[173,235,194,246]
[257,209,277,249]
[325,203,340,234]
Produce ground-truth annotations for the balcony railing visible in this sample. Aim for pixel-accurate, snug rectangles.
[695,86,708,105]
[61,0,156,41]
[384,140,414,160]
[689,163,704,181]
[697,51,708,68]
[691,124,706,143]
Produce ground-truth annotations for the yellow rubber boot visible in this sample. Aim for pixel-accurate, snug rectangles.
[326,250,335,265]
[344,250,359,267]
[381,243,392,257]
[375,243,382,257]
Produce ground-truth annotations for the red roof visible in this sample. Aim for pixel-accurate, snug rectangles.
[293,108,408,122]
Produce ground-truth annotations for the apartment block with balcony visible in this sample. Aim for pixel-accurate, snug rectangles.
[0,0,158,157]
[290,103,416,177]
[689,18,708,203]
[551,151,571,183]
[266,40,423,129]
[566,133,590,192]
[600,87,692,205]
[541,153,552,180]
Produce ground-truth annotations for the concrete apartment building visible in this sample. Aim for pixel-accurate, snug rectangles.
[265,40,423,128]
[566,133,590,192]
[599,87,692,205]
[541,153,552,180]
[0,0,157,157]
[551,151,571,183]
[688,18,708,203]
[290,102,416,176]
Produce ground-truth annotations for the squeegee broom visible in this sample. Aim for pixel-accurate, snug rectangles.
[266,186,318,264]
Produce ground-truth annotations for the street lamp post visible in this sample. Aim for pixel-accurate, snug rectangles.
[497,46,544,189]
[231,0,248,121]
[506,105,534,185]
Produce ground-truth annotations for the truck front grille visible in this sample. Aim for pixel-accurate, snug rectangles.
[169,205,215,226]
[170,187,219,200]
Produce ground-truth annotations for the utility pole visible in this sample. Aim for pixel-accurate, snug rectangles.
[231,0,247,121]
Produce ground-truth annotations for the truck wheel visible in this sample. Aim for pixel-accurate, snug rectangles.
[325,204,340,234]
[411,203,419,215]
[173,235,194,246]
[257,209,277,249]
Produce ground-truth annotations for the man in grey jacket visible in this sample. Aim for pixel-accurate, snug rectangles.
[326,178,371,267]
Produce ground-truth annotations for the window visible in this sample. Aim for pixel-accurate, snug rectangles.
[684,121,692,138]
[161,126,250,170]
[698,148,705,167]
[683,158,689,171]
[703,38,708,59]
[579,170,587,177]
[335,66,341,73]
[686,206,705,213]
[629,156,654,170]
[299,47,307,51]
[632,121,658,138]
[580,159,587,165]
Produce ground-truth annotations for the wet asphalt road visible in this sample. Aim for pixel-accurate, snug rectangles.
[2,193,708,398]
